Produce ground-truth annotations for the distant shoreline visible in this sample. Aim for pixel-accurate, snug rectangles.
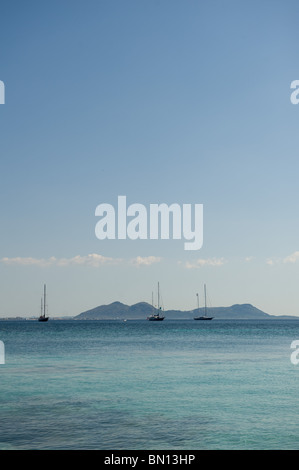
[1,300,299,321]
[1,316,299,321]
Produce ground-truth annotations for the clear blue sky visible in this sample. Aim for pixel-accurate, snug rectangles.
[1,0,299,317]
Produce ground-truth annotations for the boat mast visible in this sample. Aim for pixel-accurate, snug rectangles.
[43,284,46,318]
[158,282,160,311]
[204,284,207,317]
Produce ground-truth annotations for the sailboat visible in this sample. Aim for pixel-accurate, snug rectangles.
[194,284,213,320]
[147,282,165,321]
[38,284,49,322]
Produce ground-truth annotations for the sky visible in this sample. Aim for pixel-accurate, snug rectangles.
[1,0,299,317]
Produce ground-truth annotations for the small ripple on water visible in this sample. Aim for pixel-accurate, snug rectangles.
[0,397,217,450]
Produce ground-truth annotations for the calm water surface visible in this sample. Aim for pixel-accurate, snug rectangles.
[0,319,298,449]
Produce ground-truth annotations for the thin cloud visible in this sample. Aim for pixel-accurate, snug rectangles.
[183,257,225,269]
[266,258,275,266]
[266,251,299,265]
[0,254,121,267]
[58,254,122,267]
[1,256,57,267]
[0,254,161,268]
[130,256,162,267]
[283,251,299,264]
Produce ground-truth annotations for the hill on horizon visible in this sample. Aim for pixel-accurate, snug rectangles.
[74,301,297,320]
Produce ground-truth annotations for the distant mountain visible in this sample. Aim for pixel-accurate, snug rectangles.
[75,301,297,320]
[76,301,153,320]
[77,301,130,320]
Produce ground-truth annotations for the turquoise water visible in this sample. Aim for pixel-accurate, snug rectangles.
[0,319,299,450]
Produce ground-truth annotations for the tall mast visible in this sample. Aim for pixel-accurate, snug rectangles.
[43,284,46,318]
[204,284,207,317]
[158,282,160,310]
[196,293,199,311]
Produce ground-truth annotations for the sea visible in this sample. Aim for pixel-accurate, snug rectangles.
[0,318,299,450]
